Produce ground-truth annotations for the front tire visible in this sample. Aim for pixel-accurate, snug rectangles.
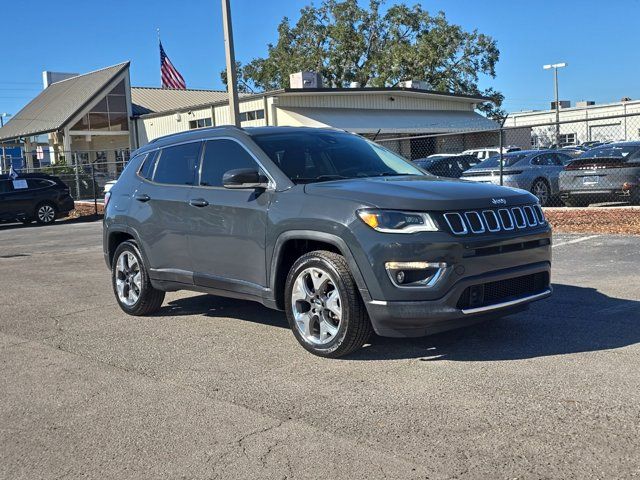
[112,241,165,316]
[285,250,372,358]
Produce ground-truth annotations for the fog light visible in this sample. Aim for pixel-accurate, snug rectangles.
[385,261,448,288]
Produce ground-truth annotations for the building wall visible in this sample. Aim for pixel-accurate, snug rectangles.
[505,101,640,145]
[134,92,481,146]
[274,92,475,112]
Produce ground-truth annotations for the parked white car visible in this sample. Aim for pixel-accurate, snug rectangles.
[462,147,521,161]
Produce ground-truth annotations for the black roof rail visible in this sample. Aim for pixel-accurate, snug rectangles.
[148,124,244,144]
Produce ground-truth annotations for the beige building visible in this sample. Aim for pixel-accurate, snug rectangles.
[0,62,498,171]
[505,99,640,147]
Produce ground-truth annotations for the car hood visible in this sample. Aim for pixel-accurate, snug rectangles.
[304,175,535,210]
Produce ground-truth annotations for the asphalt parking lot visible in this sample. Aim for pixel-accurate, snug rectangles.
[1,220,639,479]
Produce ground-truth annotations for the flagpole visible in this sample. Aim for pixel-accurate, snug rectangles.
[157,28,162,88]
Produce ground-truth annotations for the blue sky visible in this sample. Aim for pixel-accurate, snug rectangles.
[1,0,639,117]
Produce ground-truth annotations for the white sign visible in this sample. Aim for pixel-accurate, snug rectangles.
[12,179,28,189]
[36,146,44,160]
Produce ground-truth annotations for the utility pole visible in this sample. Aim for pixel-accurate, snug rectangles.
[221,0,240,127]
[543,63,567,147]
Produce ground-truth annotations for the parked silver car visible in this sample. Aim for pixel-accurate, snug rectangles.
[559,141,640,206]
[461,150,574,206]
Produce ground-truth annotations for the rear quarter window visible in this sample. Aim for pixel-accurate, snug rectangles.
[27,179,55,189]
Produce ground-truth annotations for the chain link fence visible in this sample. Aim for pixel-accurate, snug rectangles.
[12,150,130,216]
[376,113,640,209]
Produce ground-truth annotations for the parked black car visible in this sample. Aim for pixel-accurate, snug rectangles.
[104,126,551,358]
[413,154,481,178]
[0,173,75,224]
[559,141,640,206]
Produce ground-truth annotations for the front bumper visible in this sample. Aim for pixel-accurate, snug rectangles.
[366,261,551,337]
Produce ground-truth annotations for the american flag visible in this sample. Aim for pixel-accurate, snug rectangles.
[160,41,186,89]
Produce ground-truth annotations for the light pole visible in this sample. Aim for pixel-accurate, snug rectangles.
[543,63,567,146]
[221,0,240,127]
[0,113,12,173]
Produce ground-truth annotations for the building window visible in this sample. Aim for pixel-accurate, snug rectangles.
[70,80,129,132]
[239,109,265,122]
[558,133,576,146]
[189,118,213,130]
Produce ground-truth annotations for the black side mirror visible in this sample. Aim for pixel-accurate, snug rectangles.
[222,168,269,189]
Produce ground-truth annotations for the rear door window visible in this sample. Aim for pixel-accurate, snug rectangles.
[153,143,201,185]
[199,139,260,187]
[27,179,54,189]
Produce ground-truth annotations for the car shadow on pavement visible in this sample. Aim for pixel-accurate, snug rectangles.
[347,283,640,361]
[158,294,289,329]
[0,215,102,232]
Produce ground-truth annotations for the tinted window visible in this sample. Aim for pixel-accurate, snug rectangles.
[251,131,423,183]
[138,152,156,180]
[532,153,555,166]
[479,153,528,168]
[0,180,13,193]
[153,143,201,185]
[27,179,54,189]
[199,139,259,187]
[579,144,640,161]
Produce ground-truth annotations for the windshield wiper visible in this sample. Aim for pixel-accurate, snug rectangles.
[292,175,348,183]
[364,172,414,178]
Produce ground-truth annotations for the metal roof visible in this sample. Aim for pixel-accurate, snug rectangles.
[0,62,129,142]
[131,87,236,116]
[277,108,499,134]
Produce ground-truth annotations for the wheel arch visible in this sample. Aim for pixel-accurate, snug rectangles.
[106,226,145,269]
[270,231,370,311]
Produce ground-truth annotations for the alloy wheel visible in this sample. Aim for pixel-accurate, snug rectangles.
[115,251,142,307]
[533,181,549,206]
[290,267,342,345]
[37,205,55,223]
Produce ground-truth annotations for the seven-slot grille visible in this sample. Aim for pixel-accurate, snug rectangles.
[443,205,546,235]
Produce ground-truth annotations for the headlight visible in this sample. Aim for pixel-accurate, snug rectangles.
[357,209,439,233]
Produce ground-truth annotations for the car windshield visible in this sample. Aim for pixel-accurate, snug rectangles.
[578,144,640,161]
[476,153,529,168]
[251,131,425,183]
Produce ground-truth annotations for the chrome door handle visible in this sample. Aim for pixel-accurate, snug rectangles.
[189,198,209,208]
[134,194,151,202]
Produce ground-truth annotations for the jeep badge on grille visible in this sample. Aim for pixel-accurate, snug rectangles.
[491,198,507,205]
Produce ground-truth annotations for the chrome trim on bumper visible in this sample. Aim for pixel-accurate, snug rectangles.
[461,288,551,315]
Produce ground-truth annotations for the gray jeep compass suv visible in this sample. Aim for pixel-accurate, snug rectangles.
[103,126,552,357]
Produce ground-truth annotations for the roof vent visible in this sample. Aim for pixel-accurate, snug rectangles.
[399,80,431,90]
[289,72,323,89]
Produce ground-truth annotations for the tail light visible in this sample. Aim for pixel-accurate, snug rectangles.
[104,191,111,208]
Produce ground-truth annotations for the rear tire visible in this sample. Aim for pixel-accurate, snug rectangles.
[35,202,57,224]
[562,197,589,208]
[285,250,372,358]
[112,241,165,316]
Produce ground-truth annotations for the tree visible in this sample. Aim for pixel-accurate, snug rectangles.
[221,0,504,118]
